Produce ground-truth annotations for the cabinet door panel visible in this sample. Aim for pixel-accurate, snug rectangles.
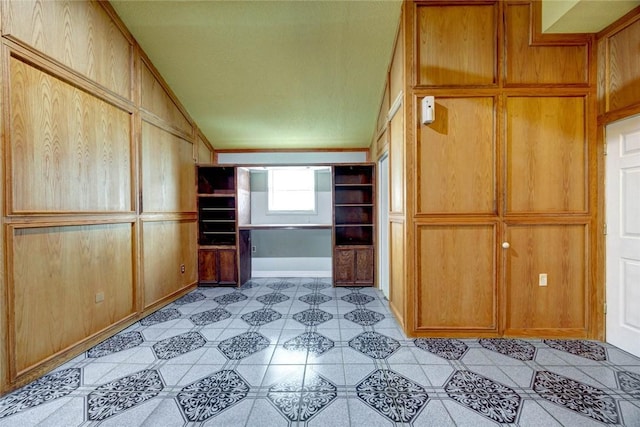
[355,248,374,284]
[198,250,218,283]
[334,249,355,284]
[217,249,238,284]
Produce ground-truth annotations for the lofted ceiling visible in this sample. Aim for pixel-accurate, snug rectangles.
[111,0,638,151]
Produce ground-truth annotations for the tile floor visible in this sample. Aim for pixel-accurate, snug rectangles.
[1,277,639,426]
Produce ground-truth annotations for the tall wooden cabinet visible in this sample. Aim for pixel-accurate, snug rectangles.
[333,165,376,286]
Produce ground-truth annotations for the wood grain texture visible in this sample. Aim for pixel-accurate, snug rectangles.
[10,57,132,213]
[142,220,197,308]
[389,221,405,326]
[10,224,134,375]
[416,224,496,330]
[417,3,496,86]
[389,27,404,100]
[505,224,587,331]
[377,82,390,133]
[141,121,196,213]
[506,96,587,213]
[4,0,131,99]
[389,105,404,214]
[197,134,213,163]
[418,97,496,214]
[505,4,588,85]
[604,19,640,113]
[141,61,192,135]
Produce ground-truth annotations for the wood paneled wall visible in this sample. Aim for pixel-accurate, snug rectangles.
[371,0,601,339]
[0,0,213,394]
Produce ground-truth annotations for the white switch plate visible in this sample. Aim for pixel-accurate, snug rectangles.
[539,273,548,287]
[95,292,105,303]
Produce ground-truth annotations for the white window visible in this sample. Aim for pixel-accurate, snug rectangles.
[268,168,316,212]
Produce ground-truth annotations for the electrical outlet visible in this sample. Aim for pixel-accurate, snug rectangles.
[539,273,548,287]
[95,292,105,303]
[252,246,256,253]
[180,264,185,274]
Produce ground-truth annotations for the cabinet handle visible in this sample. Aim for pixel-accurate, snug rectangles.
[502,242,510,249]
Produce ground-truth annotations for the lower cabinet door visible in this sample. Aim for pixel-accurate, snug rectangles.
[198,250,218,283]
[355,247,374,285]
[334,248,355,285]
[217,249,238,284]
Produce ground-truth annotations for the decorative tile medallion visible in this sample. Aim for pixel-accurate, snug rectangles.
[343,308,385,326]
[445,370,521,423]
[87,331,144,358]
[268,374,337,421]
[213,292,248,305]
[293,309,333,326]
[240,281,255,290]
[543,339,607,361]
[283,332,335,355]
[241,308,282,326]
[87,369,163,421]
[140,308,182,326]
[177,370,250,422]
[189,308,232,326]
[256,292,290,305]
[479,338,536,361]
[218,332,270,360]
[356,369,429,423]
[267,281,296,290]
[299,293,332,305]
[349,331,400,359]
[173,292,206,306]
[303,282,331,290]
[414,338,468,360]
[618,371,640,397]
[341,293,375,305]
[533,370,618,424]
[0,368,81,419]
[152,331,206,360]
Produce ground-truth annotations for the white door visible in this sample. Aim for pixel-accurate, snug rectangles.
[606,114,640,357]
[378,154,390,298]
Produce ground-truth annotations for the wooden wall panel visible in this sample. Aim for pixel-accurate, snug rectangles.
[389,106,405,214]
[141,62,192,135]
[389,25,404,100]
[418,97,496,214]
[9,57,132,213]
[141,122,196,213]
[377,82,390,133]
[197,134,213,163]
[505,4,588,85]
[10,224,134,375]
[505,224,587,333]
[389,220,405,326]
[506,96,587,213]
[416,224,496,330]
[142,220,197,309]
[417,3,496,86]
[600,18,640,113]
[3,0,131,99]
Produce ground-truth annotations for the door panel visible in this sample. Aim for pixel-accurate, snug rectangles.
[334,248,355,284]
[355,248,374,284]
[217,249,238,284]
[606,115,640,357]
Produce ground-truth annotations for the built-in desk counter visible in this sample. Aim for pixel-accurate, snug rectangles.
[238,224,332,230]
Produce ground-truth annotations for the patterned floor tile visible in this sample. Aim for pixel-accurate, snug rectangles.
[241,308,282,326]
[87,369,163,421]
[618,371,640,397]
[173,292,206,305]
[356,369,429,423]
[176,370,250,422]
[267,281,296,290]
[349,331,400,359]
[414,338,468,360]
[0,368,80,419]
[343,308,385,326]
[543,339,607,361]
[256,293,290,305]
[293,309,334,326]
[268,374,337,422]
[283,332,335,355]
[533,370,618,423]
[444,370,521,423]
[341,293,375,305]
[479,338,536,361]
[140,308,182,326]
[189,307,232,326]
[152,331,207,360]
[303,282,331,290]
[213,292,248,305]
[299,293,332,305]
[218,332,271,360]
[87,331,144,358]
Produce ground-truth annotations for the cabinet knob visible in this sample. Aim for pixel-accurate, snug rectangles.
[502,242,510,249]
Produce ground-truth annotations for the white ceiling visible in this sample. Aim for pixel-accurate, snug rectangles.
[110,0,638,151]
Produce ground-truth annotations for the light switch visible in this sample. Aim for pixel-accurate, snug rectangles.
[539,273,548,287]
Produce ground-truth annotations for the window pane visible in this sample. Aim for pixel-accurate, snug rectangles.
[268,168,316,211]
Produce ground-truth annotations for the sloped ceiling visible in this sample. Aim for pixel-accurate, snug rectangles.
[110,0,638,151]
